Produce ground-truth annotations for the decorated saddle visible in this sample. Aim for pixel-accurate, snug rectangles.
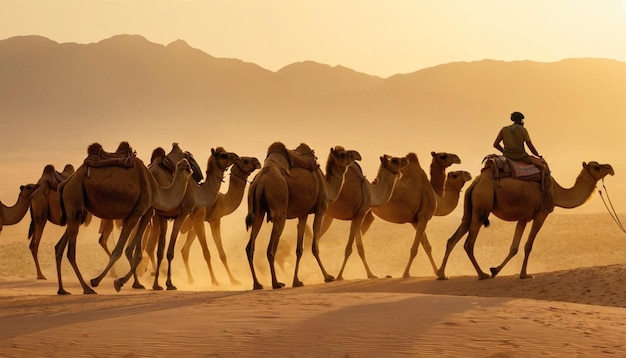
[84,142,136,168]
[483,154,542,181]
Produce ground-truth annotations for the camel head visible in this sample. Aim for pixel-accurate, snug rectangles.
[446,170,473,190]
[208,147,240,176]
[19,183,40,200]
[326,146,361,175]
[431,151,462,168]
[380,154,409,175]
[582,161,615,181]
[232,156,262,177]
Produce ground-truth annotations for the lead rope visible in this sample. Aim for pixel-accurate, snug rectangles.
[598,178,626,234]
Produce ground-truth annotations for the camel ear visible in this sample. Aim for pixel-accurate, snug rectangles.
[582,161,587,168]
[431,151,436,157]
[211,148,216,156]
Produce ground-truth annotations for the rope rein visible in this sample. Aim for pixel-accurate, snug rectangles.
[598,178,626,234]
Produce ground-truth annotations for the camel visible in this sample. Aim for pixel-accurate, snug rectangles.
[147,143,241,290]
[27,164,94,280]
[437,160,615,280]
[318,154,409,280]
[178,156,261,285]
[358,152,462,278]
[0,183,40,233]
[245,142,361,290]
[55,141,193,295]
[433,170,473,216]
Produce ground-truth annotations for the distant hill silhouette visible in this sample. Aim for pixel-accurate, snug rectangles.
[1,34,624,214]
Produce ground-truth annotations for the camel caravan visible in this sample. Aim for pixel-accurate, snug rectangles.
[0,139,614,295]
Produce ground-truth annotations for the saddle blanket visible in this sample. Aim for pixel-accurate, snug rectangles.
[484,155,542,181]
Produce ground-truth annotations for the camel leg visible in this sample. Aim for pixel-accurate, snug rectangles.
[360,211,375,237]
[144,218,159,275]
[30,218,47,280]
[402,219,428,278]
[319,214,334,238]
[98,220,118,278]
[181,229,197,284]
[55,231,71,295]
[191,209,220,287]
[268,215,287,289]
[418,231,439,275]
[245,212,266,290]
[490,220,528,277]
[65,223,97,295]
[290,217,308,287]
[91,215,141,288]
[311,212,335,283]
[354,228,377,279]
[336,220,356,281]
[463,220,491,280]
[519,214,549,279]
[165,215,187,290]
[152,216,167,290]
[437,221,470,280]
[115,212,152,292]
[210,220,241,285]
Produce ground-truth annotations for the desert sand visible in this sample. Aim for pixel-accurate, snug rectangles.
[1,212,626,357]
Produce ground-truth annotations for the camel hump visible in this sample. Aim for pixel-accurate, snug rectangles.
[84,141,136,169]
[288,143,318,171]
[40,164,69,190]
[151,147,166,164]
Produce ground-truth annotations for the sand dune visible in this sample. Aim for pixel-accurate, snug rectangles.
[1,213,626,357]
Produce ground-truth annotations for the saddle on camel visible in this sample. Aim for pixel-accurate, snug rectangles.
[84,142,136,169]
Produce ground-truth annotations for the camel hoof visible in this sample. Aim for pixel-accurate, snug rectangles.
[520,274,535,279]
[324,275,335,283]
[436,275,449,281]
[290,281,301,288]
[132,282,145,289]
[402,273,411,279]
[230,278,241,286]
[167,284,178,291]
[490,267,499,277]
[153,284,163,291]
[84,288,97,295]
[367,274,378,279]
[478,273,491,280]
[114,279,124,292]
[57,289,71,295]
[253,283,264,290]
[336,276,345,281]
[90,278,100,288]
[37,276,47,280]
[211,280,220,287]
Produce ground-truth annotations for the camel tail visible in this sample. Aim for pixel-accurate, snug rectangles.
[58,182,67,226]
[461,179,490,228]
[28,217,35,241]
[245,177,259,231]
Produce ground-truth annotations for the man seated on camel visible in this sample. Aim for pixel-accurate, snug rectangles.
[493,111,554,210]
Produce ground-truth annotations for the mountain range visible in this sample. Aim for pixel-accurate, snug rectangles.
[1,34,624,213]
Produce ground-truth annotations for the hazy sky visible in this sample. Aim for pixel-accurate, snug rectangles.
[2,0,626,77]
